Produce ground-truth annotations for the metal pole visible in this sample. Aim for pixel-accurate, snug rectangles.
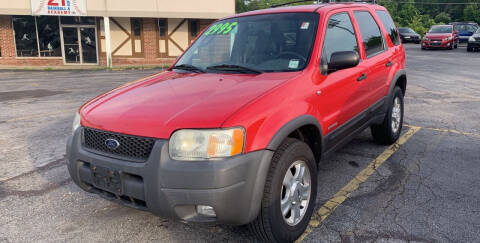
[103,16,112,68]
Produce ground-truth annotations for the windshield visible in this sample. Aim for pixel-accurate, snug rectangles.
[174,13,319,73]
[399,28,414,34]
[454,24,478,33]
[429,26,452,33]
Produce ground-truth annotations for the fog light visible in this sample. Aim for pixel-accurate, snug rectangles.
[447,43,451,46]
[196,205,216,217]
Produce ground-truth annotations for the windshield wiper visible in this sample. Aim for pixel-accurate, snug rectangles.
[206,64,263,74]
[172,64,205,73]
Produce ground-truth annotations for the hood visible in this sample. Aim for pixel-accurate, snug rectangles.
[425,33,452,39]
[80,71,299,138]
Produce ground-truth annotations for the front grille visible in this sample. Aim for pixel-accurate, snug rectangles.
[83,127,155,161]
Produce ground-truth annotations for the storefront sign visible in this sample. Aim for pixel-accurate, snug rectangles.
[31,0,87,16]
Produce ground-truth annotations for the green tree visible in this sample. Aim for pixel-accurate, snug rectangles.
[464,4,480,23]
[434,12,451,24]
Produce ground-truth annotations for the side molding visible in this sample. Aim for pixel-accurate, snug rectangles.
[266,115,324,152]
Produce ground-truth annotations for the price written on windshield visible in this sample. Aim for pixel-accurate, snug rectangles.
[205,22,238,36]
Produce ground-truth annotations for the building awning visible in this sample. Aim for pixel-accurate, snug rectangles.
[0,0,235,19]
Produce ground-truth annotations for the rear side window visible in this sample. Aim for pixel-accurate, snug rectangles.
[354,11,386,58]
[322,12,359,63]
[376,10,400,46]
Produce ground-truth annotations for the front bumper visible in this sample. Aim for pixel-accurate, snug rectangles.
[401,36,420,43]
[468,41,480,48]
[422,40,454,48]
[67,127,273,225]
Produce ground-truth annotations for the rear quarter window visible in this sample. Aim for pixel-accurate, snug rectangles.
[376,10,400,46]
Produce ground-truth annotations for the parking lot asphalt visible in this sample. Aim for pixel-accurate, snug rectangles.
[0,44,479,242]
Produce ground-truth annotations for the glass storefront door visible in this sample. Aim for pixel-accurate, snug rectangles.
[80,27,97,64]
[62,26,97,64]
[63,27,80,63]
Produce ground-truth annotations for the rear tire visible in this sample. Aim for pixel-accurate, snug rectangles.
[371,86,404,145]
[249,138,317,242]
[467,47,473,52]
[454,44,458,49]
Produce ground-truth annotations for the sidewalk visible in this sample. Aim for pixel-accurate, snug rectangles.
[0,64,169,71]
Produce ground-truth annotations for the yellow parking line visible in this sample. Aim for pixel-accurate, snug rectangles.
[296,126,421,242]
[405,124,480,138]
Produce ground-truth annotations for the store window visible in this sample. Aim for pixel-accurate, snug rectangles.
[37,16,61,57]
[190,20,199,37]
[13,16,38,57]
[60,16,95,25]
[132,18,142,37]
[13,16,62,57]
[158,19,167,37]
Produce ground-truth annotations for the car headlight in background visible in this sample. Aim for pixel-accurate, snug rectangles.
[169,128,245,160]
[469,36,476,42]
[444,36,453,41]
[423,37,429,41]
[72,112,81,134]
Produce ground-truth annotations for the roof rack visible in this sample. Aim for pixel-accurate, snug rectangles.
[270,0,376,8]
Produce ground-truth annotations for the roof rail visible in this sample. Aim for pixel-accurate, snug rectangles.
[270,0,322,8]
[270,0,377,8]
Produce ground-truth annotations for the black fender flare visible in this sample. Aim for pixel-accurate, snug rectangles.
[388,69,407,97]
[266,115,324,154]
[383,69,407,113]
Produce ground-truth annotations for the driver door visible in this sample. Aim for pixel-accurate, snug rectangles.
[316,10,370,135]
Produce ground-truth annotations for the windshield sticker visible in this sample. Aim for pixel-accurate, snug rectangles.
[288,59,300,69]
[205,22,238,36]
[300,22,310,30]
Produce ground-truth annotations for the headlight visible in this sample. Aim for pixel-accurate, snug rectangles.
[72,112,81,134]
[423,37,429,41]
[169,128,245,160]
[469,36,476,42]
[444,36,453,41]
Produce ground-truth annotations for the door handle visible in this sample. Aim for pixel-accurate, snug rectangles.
[386,61,393,67]
[357,73,367,82]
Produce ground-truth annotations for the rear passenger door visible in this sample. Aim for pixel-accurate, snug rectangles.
[352,10,391,106]
[375,9,404,95]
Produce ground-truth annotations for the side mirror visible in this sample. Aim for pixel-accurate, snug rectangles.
[327,51,360,74]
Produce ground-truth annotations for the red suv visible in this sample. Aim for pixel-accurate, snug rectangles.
[68,3,406,242]
[421,24,459,50]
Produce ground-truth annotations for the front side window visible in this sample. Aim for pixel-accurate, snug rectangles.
[174,13,319,73]
[13,16,38,57]
[322,12,358,63]
[376,10,400,46]
[354,11,386,58]
[429,26,452,33]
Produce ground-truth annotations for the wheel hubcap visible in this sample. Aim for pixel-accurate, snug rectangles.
[391,97,402,133]
[280,160,311,226]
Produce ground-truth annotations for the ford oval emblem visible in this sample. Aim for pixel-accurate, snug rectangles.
[105,138,120,150]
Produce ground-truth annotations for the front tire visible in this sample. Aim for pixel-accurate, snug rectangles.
[371,86,404,145]
[249,138,317,242]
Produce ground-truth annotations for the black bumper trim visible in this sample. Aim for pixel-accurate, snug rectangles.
[67,127,274,225]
